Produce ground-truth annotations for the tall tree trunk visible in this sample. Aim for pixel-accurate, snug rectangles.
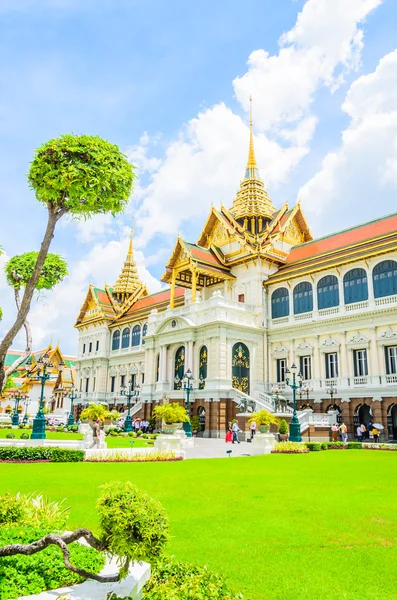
[0,206,63,391]
[2,289,33,390]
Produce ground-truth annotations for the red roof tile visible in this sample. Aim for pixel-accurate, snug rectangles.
[127,287,185,313]
[287,213,397,263]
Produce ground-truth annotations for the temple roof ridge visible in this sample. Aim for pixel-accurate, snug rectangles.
[112,223,144,304]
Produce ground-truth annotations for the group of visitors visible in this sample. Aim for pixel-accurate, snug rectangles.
[133,418,150,433]
[225,420,242,444]
[356,423,380,442]
[331,422,348,443]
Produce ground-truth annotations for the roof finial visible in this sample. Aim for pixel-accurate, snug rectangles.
[113,216,142,303]
[127,216,134,259]
[246,95,257,172]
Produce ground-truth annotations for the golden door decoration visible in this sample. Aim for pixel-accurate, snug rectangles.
[232,343,250,394]
[174,346,185,390]
[199,346,208,389]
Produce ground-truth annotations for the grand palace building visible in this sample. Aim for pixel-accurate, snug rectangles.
[75,105,397,440]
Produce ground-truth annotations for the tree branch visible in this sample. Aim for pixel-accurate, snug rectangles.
[0,528,120,583]
[2,289,33,388]
[0,206,61,390]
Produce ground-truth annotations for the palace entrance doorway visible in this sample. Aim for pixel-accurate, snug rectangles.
[387,404,397,441]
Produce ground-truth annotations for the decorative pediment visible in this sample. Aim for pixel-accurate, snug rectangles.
[109,367,117,376]
[119,366,127,375]
[272,345,288,356]
[295,341,313,355]
[320,338,340,352]
[380,330,397,340]
[347,333,369,346]
[130,365,138,375]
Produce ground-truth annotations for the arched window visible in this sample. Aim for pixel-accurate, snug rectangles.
[317,275,339,310]
[343,268,368,304]
[156,354,160,382]
[142,323,148,345]
[199,346,208,390]
[131,325,141,347]
[232,343,250,394]
[174,346,185,390]
[293,282,313,314]
[112,330,120,351]
[121,328,130,349]
[373,260,397,298]
[271,287,289,319]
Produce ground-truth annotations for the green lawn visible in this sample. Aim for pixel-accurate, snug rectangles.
[0,429,151,448]
[0,452,396,600]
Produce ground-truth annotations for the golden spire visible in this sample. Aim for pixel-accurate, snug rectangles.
[112,219,142,304]
[229,95,275,225]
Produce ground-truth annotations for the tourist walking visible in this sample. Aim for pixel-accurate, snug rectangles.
[92,419,101,448]
[250,420,257,440]
[372,426,379,443]
[356,424,363,442]
[225,421,233,443]
[232,420,241,444]
[339,422,348,443]
[331,423,339,442]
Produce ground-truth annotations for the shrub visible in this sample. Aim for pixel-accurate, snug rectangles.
[152,402,188,424]
[5,433,15,439]
[248,409,280,427]
[20,433,30,440]
[0,492,70,530]
[140,557,247,600]
[320,442,328,450]
[324,441,346,449]
[0,447,84,462]
[272,442,309,454]
[131,431,137,437]
[278,419,288,435]
[128,431,134,437]
[347,441,362,450]
[0,527,105,599]
[18,423,24,429]
[305,442,321,452]
[191,416,200,432]
[67,424,78,432]
[136,429,143,437]
[142,433,148,439]
[97,481,169,576]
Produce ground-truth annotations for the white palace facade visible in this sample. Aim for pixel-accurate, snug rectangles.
[75,108,397,440]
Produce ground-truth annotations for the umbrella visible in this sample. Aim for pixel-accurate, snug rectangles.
[372,423,384,429]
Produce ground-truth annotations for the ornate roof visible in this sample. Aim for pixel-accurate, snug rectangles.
[229,97,275,222]
[113,230,147,304]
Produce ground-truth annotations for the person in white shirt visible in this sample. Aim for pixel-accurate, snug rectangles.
[250,421,257,440]
[356,424,363,442]
[232,420,241,444]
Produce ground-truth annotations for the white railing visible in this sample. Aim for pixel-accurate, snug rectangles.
[272,316,289,324]
[386,375,397,384]
[298,411,332,432]
[353,377,368,386]
[318,307,340,317]
[295,312,313,321]
[375,295,397,306]
[120,401,142,419]
[345,300,369,312]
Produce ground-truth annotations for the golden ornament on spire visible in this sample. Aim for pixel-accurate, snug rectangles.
[112,220,142,303]
[229,95,275,227]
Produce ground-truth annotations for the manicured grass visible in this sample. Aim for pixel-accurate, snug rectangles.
[0,428,83,440]
[0,452,396,600]
[105,436,151,448]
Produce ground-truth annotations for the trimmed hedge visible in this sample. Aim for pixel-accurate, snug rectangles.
[347,441,362,450]
[305,442,321,452]
[0,446,84,462]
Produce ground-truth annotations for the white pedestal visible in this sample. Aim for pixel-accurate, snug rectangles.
[251,433,276,455]
[154,434,186,458]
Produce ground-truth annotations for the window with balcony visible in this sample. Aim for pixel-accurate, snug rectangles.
[293,282,313,314]
[317,275,339,310]
[85,378,90,393]
[121,328,130,349]
[110,376,116,393]
[343,268,368,304]
[271,287,289,318]
[131,325,141,347]
[385,346,397,375]
[373,260,397,298]
[276,358,287,382]
[142,323,147,345]
[82,343,86,354]
[353,349,368,377]
[89,342,92,353]
[96,340,99,352]
[325,352,338,379]
[112,331,120,351]
[299,355,311,380]
[120,374,126,388]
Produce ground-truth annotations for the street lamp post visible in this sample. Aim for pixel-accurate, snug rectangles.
[10,391,24,427]
[175,368,194,438]
[30,354,54,440]
[285,363,303,442]
[120,378,140,433]
[326,382,338,417]
[22,396,30,425]
[67,388,79,427]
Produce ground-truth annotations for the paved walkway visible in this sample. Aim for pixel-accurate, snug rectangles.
[184,437,255,459]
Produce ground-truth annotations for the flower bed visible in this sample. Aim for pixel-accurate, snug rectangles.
[0,447,84,462]
[272,442,309,454]
[363,443,397,451]
[85,451,181,463]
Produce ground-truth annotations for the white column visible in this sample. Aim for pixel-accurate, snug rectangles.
[186,341,194,372]
[370,327,380,377]
[339,333,348,378]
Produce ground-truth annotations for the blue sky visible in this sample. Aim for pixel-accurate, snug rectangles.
[1,0,397,353]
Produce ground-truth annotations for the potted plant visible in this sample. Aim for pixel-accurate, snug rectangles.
[191,416,200,437]
[152,402,189,434]
[278,418,289,441]
[80,403,114,425]
[248,410,280,434]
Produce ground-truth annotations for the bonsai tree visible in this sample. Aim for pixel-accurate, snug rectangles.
[80,403,116,423]
[0,134,135,391]
[248,410,280,432]
[2,252,68,385]
[152,402,189,424]
[278,419,289,435]
[0,481,168,583]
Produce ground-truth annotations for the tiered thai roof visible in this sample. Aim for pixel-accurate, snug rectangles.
[112,231,148,304]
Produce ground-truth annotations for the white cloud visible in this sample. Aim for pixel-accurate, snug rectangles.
[233,0,382,132]
[300,49,397,230]
[133,0,381,244]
